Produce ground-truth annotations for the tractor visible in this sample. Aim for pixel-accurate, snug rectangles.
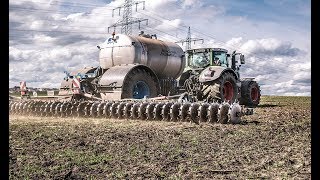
[58,32,261,107]
[10,32,260,124]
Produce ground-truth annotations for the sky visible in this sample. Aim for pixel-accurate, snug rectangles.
[9,0,311,96]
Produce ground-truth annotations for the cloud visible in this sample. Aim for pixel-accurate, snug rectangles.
[181,0,202,8]
[240,38,304,57]
[214,37,311,96]
[61,13,85,21]
[261,80,310,96]
[292,71,311,85]
[145,0,177,10]
[155,19,182,31]
[225,37,243,49]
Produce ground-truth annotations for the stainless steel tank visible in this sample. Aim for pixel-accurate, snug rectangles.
[98,34,185,79]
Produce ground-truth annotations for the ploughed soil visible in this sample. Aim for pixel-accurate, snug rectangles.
[9,96,311,179]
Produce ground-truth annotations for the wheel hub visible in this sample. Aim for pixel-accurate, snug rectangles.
[251,86,258,101]
[133,81,150,99]
[223,81,234,101]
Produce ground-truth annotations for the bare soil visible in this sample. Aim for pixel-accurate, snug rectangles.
[9,96,311,179]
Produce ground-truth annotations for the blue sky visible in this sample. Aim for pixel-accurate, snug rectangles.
[9,0,311,96]
[217,0,310,22]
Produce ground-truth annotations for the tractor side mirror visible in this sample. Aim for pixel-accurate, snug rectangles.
[240,54,245,64]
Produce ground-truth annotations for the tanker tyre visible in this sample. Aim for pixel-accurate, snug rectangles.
[239,80,261,107]
[121,69,158,99]
[209,72,238,103]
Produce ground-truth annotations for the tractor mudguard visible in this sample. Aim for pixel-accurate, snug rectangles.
[198,66,239,83]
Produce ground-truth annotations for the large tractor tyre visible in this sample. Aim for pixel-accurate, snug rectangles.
[200,82,212,101]
[208,72,238,103]
[121,68,159,99]
[239,80,261,107]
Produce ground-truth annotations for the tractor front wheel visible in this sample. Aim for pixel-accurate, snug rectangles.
[208,72,238,103]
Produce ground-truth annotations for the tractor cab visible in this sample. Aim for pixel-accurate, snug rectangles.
[186,48,245,70]
[187,48,228,69]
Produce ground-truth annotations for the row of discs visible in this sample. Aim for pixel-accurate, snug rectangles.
[9,99,242,124]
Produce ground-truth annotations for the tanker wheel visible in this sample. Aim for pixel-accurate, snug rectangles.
[239,80,261,107]
[209,72,238,103]
[121,68,158,99]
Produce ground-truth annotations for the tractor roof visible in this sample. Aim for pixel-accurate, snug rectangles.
[187,48,228,53]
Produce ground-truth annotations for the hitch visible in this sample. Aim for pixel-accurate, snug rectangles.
[242,107,254,116]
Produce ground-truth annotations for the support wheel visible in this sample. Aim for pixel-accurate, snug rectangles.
[121,68,158,99]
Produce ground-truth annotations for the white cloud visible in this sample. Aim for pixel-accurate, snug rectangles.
[61,13,85,21]
[225,37,243,50]
[9,47,34,62]
[146,0,177,10]
[9,0,56,7]
[32,34,57,44]
[289,62,311,72]
[155,19,182,31]
[239,38,303,57]
[30,20,45,29]
[181,0,202,8]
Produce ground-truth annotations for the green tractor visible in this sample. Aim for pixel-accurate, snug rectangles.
[179,47,261,107]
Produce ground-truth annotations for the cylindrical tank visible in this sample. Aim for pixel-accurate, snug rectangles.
[98,34,185,79]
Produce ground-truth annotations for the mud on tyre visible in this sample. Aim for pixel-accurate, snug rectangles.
[239,80,261,107]
[208,72,238,103]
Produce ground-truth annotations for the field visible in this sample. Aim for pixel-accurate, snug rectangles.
[9,96,311,179]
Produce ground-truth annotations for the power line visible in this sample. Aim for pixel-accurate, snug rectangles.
[10,0,117,9]
[9,6,188,42]
[135,13,310,84]
[9,6,113,16]
[10,25,307,75]
[10,28,108,35]
[8,4,216,43]
[143,26,181,41]
[9,3,310,79]
[108,0,148,35]
[9,3,310,61]
[10,27,308,70]
[11,0,308,37]
[9,21,111,32]
[139,10,192,37]
[175,26,204,50]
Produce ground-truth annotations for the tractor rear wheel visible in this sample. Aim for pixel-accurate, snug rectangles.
[208,72,238,103]
[121,68,158,99]
[239,80,261,107]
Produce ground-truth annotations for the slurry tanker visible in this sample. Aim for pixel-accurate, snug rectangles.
[10,32,261,124]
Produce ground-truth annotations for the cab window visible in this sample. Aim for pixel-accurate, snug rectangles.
[188,52,210,68]
[212,51,227,67]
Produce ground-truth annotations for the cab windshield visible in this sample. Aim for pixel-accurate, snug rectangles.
[212,51,227,67]
[188,52,210,68]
